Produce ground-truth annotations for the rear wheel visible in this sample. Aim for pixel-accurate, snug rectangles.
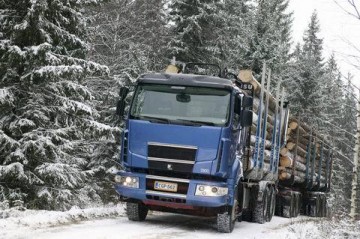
[290,193,297,217]
[294,194,300,217]
[266,186,276,222]
[309,197,318,217]
[126,202,148,221]
[281,195,292,218]
[253,187,269,224]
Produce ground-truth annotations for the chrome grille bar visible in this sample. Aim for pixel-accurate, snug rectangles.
[146,175,190,183]
[148,157,195,165]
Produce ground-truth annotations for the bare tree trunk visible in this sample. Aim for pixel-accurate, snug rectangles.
[350,92,360,220]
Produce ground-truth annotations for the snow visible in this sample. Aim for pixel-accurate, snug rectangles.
[1,205,359,239]
[0,205,126,239]
[35,65,84,77]
[0,88,14,104]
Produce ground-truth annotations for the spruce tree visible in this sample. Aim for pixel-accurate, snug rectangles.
[330,74,357,217]
[88,0,169,77]
[168,0,222,64]
[242,0,293,77]
[0,0,108,209]
[217,0,254,69]
[287,11,325,124]
[85,0,170,202]
[319,54,343,136]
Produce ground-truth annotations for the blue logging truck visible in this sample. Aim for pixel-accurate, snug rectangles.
[114,63,333,233]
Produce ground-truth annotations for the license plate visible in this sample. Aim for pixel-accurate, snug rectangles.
[154,181,178,192]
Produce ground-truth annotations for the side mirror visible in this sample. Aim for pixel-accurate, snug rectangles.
[116,100,126,117]
[119,86,129,98]
[116,86,129,117]
[243,95,253,108]
[241,109,253,127]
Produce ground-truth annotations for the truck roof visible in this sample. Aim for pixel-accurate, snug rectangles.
[138,73,234,90]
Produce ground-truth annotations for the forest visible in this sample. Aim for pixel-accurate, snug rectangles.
[0,0,358,221]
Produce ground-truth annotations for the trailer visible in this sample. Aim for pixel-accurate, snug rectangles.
[114,62,333,233]
[237,68,333,220]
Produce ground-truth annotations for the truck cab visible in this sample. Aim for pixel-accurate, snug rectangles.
[115,72,253,232]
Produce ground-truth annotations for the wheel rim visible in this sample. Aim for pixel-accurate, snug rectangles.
[232,198,238,222]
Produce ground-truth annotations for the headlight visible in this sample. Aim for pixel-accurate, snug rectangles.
[195,185,228,197]
[115,175,139,188]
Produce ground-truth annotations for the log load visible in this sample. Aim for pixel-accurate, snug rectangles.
[238,70,277,113]
[239,70,332,189]
[277,115,332,187]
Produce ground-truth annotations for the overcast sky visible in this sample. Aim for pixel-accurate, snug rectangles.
[288,0,360,89]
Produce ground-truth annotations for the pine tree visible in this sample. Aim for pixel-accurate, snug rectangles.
[0,0,108,209]
[168,0,222,64]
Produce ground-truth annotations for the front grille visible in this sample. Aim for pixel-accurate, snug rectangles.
[148,142,197,161]
[147,142,197,173]
[148,161,194,173]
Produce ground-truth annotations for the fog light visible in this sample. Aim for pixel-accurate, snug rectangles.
[114,175,122,183]
[115,175,139,188]
[195,185,228,197]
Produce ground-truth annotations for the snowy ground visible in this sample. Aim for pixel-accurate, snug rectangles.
[0,204,359,239]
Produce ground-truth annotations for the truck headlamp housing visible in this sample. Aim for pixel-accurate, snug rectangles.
[115,175,139,188]
[195,185,228,197]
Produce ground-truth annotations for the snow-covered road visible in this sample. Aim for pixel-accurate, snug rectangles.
[2,210,322,239]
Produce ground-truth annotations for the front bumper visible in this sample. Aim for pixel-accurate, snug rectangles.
[115,171,234,208]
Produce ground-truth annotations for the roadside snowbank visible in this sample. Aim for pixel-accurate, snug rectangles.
[0,203,125,239]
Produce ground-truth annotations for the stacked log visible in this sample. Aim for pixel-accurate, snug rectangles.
[239,69,332,189]
[278,117,330,188]
[239,69,281,177]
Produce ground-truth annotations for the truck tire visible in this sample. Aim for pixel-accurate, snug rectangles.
[217,211,235,233]
[294,194,300,217]
[126,202,148,221]
[266,186,276,222]
[253,187,269,224]
[309,197,318,217]
[321,195,327,217]
[275,194,283,216]
[242,209,252,222]
[217,188,239,233]
[290,194,296,217]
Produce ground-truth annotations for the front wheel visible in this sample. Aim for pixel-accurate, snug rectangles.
[126,202,148,221]
[217,188,239,233]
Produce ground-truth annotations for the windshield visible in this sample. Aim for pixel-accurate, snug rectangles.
[130,84,231,126]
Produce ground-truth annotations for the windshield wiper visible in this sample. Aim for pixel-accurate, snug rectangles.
[133,115,170,124]
[175,119,216,126]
